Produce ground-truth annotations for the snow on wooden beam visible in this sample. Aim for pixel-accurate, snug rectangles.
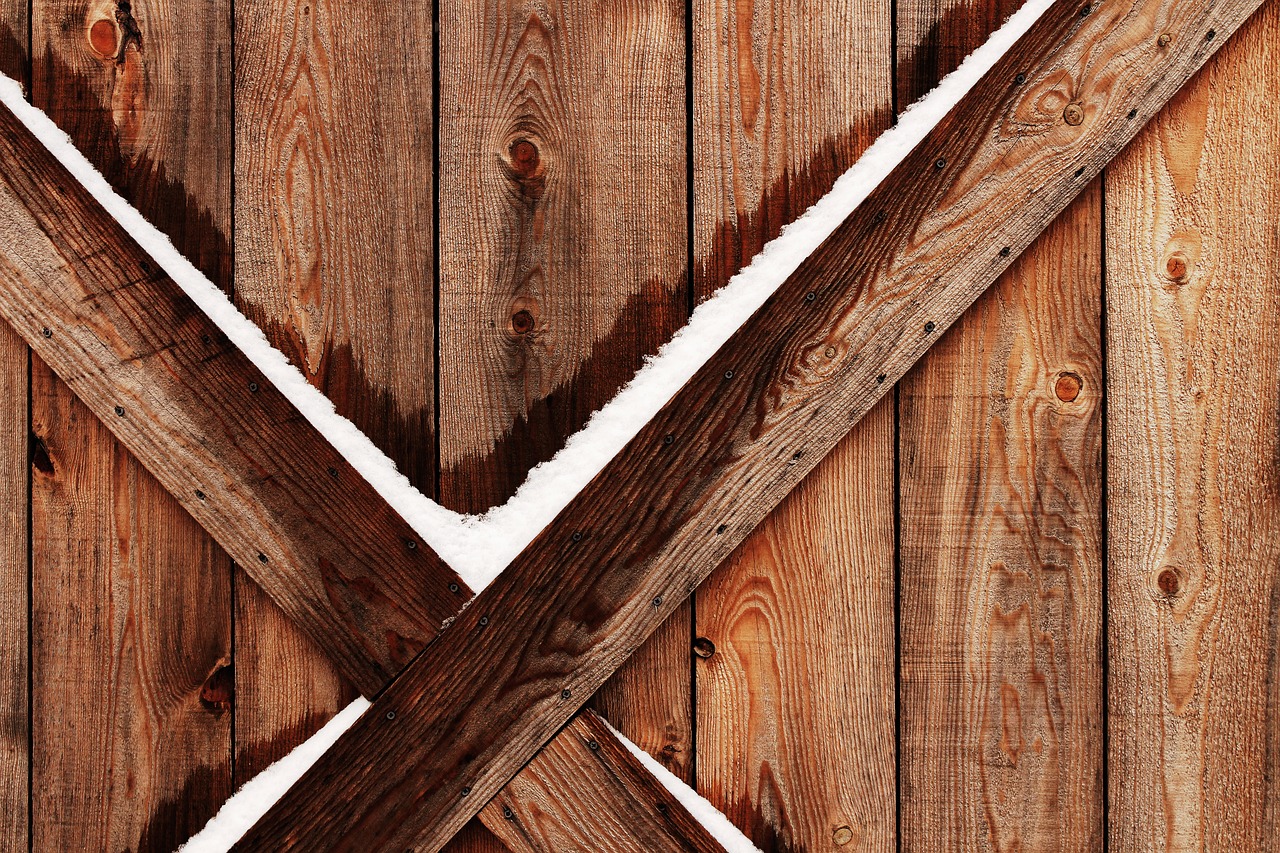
[0,99,730,853]
[228,0,1270,847]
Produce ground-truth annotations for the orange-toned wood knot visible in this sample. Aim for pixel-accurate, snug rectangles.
[824,345,837,359]
[509,308,535,336]
[833,825,857,846]
[1158,32,1173,47]
[1063,102,1085,126]
[692,636,716,659]
[1166,253,1189,282]
[509,138,540,179]
[1156,567,1181,597]
[1055,371,1083,402]
[199,662,234,714]
[88,18,118,59]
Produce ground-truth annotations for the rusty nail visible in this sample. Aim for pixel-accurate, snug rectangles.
[1158,32,1172,47]
[1063,103,1085,126]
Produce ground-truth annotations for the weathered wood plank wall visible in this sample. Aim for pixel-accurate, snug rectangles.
[1106,4,1280,846]
[897,0,1105,848]
[27,1,233,848]
[0,0,1278,849]
[691,0,896,849]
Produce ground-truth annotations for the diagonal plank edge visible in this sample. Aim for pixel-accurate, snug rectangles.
[0,102,729,852]
[231,0,1270,848]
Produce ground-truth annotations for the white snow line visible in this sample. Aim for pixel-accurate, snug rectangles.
[176,697,370,852]
[596,716,764,853]
[1,0,1049,594]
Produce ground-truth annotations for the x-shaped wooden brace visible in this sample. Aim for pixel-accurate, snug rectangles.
[0,0,1266,847]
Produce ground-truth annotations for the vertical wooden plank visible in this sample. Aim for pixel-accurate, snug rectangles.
[896,2,1105,849]
[437,0,693,791]
[692,0,894,849]
[231,0,434,790]
[1106,5,1280,849]
[28,1,233,849]
[0,10,28,849]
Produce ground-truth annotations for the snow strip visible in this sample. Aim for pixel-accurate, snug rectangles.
[598,717,764,853]
[177,697,370,852]
[1,0,1049,593]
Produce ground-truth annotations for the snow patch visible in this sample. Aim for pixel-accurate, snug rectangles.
[177,698,370,852]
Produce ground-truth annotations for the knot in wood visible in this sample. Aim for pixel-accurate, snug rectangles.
[88,18,118,59]
[1063,102,1085,126]
[1055,372,1082,403]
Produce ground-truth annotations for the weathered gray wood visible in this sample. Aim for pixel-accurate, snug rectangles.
[234,0,1269,848]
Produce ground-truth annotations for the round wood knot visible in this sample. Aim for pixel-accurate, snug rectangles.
[88,18,118,59]
[1157,567,1181,597]
[199,663,234,714]
[1166,253,1189,282]
[692,637,716,659]
[1055,372,1082,403]
[1063,102,1085,126]
[509,138,540,178]
[833,825,856,846]
[510,308,535,335]
[1157,32,1173,47]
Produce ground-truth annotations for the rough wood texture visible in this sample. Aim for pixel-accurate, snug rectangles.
[692,0,895,848]
[896,1,1104,849]
[0,0,25,83]
[1106,4,1280,848]
[28,1,233,848]
[899,185,1104,850]
[437,0,695,794]
[696,416,896,851]
[486,712,723,853]
[235,0,1268,846]
[0,311,26,852]
[0,102,465,697]
[438,0,687,514]
[230,0,435,801]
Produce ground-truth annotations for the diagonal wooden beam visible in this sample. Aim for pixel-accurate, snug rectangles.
[0,96,728,853]
[224,0,1269,847]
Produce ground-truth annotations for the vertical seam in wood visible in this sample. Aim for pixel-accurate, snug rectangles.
[431,0,442,504]
[1099,165,1111,853]
[25,319,32,853]
[684,0,696,793]
[890,6,901,849]
[228,0,239,790]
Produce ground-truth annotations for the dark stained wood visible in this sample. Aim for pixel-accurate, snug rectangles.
[1105,4,1280,847]
[28,1,233,848]
[0,101,464,697]
[437,0,695,798]
[230,0,434,801]
[0,0,26,84]
[899,185,1104,850]
[0,310,26,853]
[234,0,1268,846]
[437,0,688,514]
[896,1,1105,849]
[485,712,724,853]
[692,0,896,847]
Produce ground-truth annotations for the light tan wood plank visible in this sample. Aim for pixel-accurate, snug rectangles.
[1105,4,1280,847]
[693,0,895,847]
[28,0,232,847]
[896,2,1105,849]
[234,0,1270,846]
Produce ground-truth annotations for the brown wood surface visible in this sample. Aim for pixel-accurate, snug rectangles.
[899,186,1105,849]
[0,9,26,851]
[229,0,431,806]
[1105,4,1280,847]
[27,1,233,848]
[896,1,1105,849]
[437,0,695,800]
[233,0,1268,846]
[486,712,723,853]
[692,0,895,848]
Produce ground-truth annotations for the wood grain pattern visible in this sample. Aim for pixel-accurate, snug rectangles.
[0,0,26,83]
[696,412,896,852]
[896,2,1104,849]
[899,185,1104,851]
[692,0,895,848]
[0,303,26,853]
[437,0,696,797]
[437,0,687,513]
[230,0,435,800]
[0,103,465,696]
[235,0,1267,846]
[486,712,723,853]
[28,1,233,848]
[1105,5,1280,848]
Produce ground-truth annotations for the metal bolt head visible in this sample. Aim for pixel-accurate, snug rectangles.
[114,405,125,416]
[386,710,396,720]
[479,615,489,627]
[924,321,936,334]
[561,688,572,699]
[934,157,947,170]
[1015,72,1027,85]
[652,595,663,607]
[41,327,51,338]
[448,582,460,594]
[587,739,600,751]
[503,806,514,819]
[1063,102,1085,126]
